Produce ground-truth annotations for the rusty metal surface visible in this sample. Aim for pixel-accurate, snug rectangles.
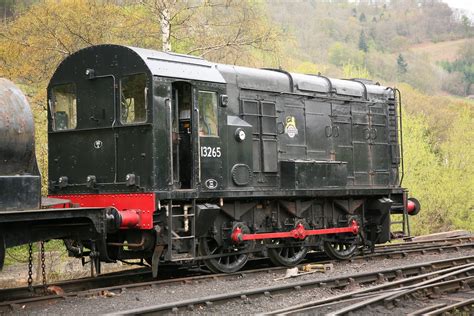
[0,78,36,175]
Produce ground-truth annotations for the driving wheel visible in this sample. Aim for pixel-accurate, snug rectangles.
[267,240,308,267]
[199,237,249,273]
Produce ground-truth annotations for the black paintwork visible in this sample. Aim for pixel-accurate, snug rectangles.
[48,45,402,199]
[48,45,154,192]
[0,176,41,211]
[43,45,411,263]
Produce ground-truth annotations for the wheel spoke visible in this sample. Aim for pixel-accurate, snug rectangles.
[289,247,295,258]
[324,239,357,260]
[268,240,308,267]
[210,246,219,255]
[200,237,249,273]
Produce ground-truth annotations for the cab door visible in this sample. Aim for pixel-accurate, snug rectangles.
[196,87,223,191]
[153,78,193,190]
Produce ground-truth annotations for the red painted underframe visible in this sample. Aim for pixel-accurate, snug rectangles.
[49,193,155,230]
[231,220,359,243]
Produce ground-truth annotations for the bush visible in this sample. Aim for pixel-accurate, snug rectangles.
[441,71,467,96]
[400,84,474,235]
[328,42,365,67]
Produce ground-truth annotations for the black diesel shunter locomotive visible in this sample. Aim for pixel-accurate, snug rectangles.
[0,44,420,275]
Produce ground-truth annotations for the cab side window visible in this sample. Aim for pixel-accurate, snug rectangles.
[198,91,218,136]
[121,74,147,124]
[51,83,77,131]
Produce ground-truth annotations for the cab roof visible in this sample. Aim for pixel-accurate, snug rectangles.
[129,46,227,84]
[52,44,394,101]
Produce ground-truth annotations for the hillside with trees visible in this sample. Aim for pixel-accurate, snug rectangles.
[0,0,472,235]
[268,0,473,96]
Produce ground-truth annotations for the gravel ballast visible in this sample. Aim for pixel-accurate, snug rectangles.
[10,248,474,315]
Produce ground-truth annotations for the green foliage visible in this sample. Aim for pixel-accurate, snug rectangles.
[439,108,474,231]
[291,61,328,75]
[267,1,473,94]
[441,71,467,96]
[439,40,473,95]
[342,62,370,79]
[402,113,446,235]
[365,51,397,81]
[402,54,442,93]
[0,0,283,194]
[400,83,474,235]
[328,42,365,67]
[4,240,66,266]
[461,15,473,37]
[403,111,474,235]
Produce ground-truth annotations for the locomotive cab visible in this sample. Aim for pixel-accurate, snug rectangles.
[47,45,236,196]
[48,46,155,193]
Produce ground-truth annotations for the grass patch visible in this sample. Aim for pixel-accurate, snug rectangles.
[4,240,67,266]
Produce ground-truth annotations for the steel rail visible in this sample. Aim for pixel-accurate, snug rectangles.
[373,236,474,250]
[0,267,151,302]
[0,240,472,309]
[104,255,474,315]
[358,242,474,259]
[305,239,474,262]
[266,262,474,315]
[425,296,474,316]
[407,303,448,316]
[327,268,474,315]
[371,242,469,254]
[334,279,473,315]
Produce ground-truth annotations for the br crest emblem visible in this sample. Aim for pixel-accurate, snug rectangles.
[285,116,298,138]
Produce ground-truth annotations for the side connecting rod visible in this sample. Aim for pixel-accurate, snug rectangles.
[231,220,359,243]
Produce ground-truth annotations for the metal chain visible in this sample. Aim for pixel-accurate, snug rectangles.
[27,243,33,291]
[40,241,47,289]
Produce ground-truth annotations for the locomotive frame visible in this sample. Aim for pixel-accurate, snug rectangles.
[0,45,419,275]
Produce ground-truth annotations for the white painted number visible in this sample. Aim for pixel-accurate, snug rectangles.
[200,146,221,158]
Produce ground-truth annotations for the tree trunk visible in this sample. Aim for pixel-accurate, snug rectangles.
[160,8,171,52]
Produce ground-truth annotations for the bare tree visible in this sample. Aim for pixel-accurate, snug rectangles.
[159,6,171,51]
[138,0,281,63]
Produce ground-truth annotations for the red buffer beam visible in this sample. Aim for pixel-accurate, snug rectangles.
[231,220,359,244]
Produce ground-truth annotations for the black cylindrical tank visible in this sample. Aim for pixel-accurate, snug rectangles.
[0,78,36,175]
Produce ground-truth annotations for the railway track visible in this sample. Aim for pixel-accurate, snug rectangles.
[104,255,474,315]
[0,236,472,312]
[267,262,474,315]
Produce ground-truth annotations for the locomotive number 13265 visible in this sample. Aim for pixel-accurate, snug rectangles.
[200,146,221,158]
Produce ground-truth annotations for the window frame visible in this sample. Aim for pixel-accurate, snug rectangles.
[197,90,219,137]
[119,73,149,125]
[50,83,77,131]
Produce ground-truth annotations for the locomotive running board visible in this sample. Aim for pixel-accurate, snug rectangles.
[231,220,359,243]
